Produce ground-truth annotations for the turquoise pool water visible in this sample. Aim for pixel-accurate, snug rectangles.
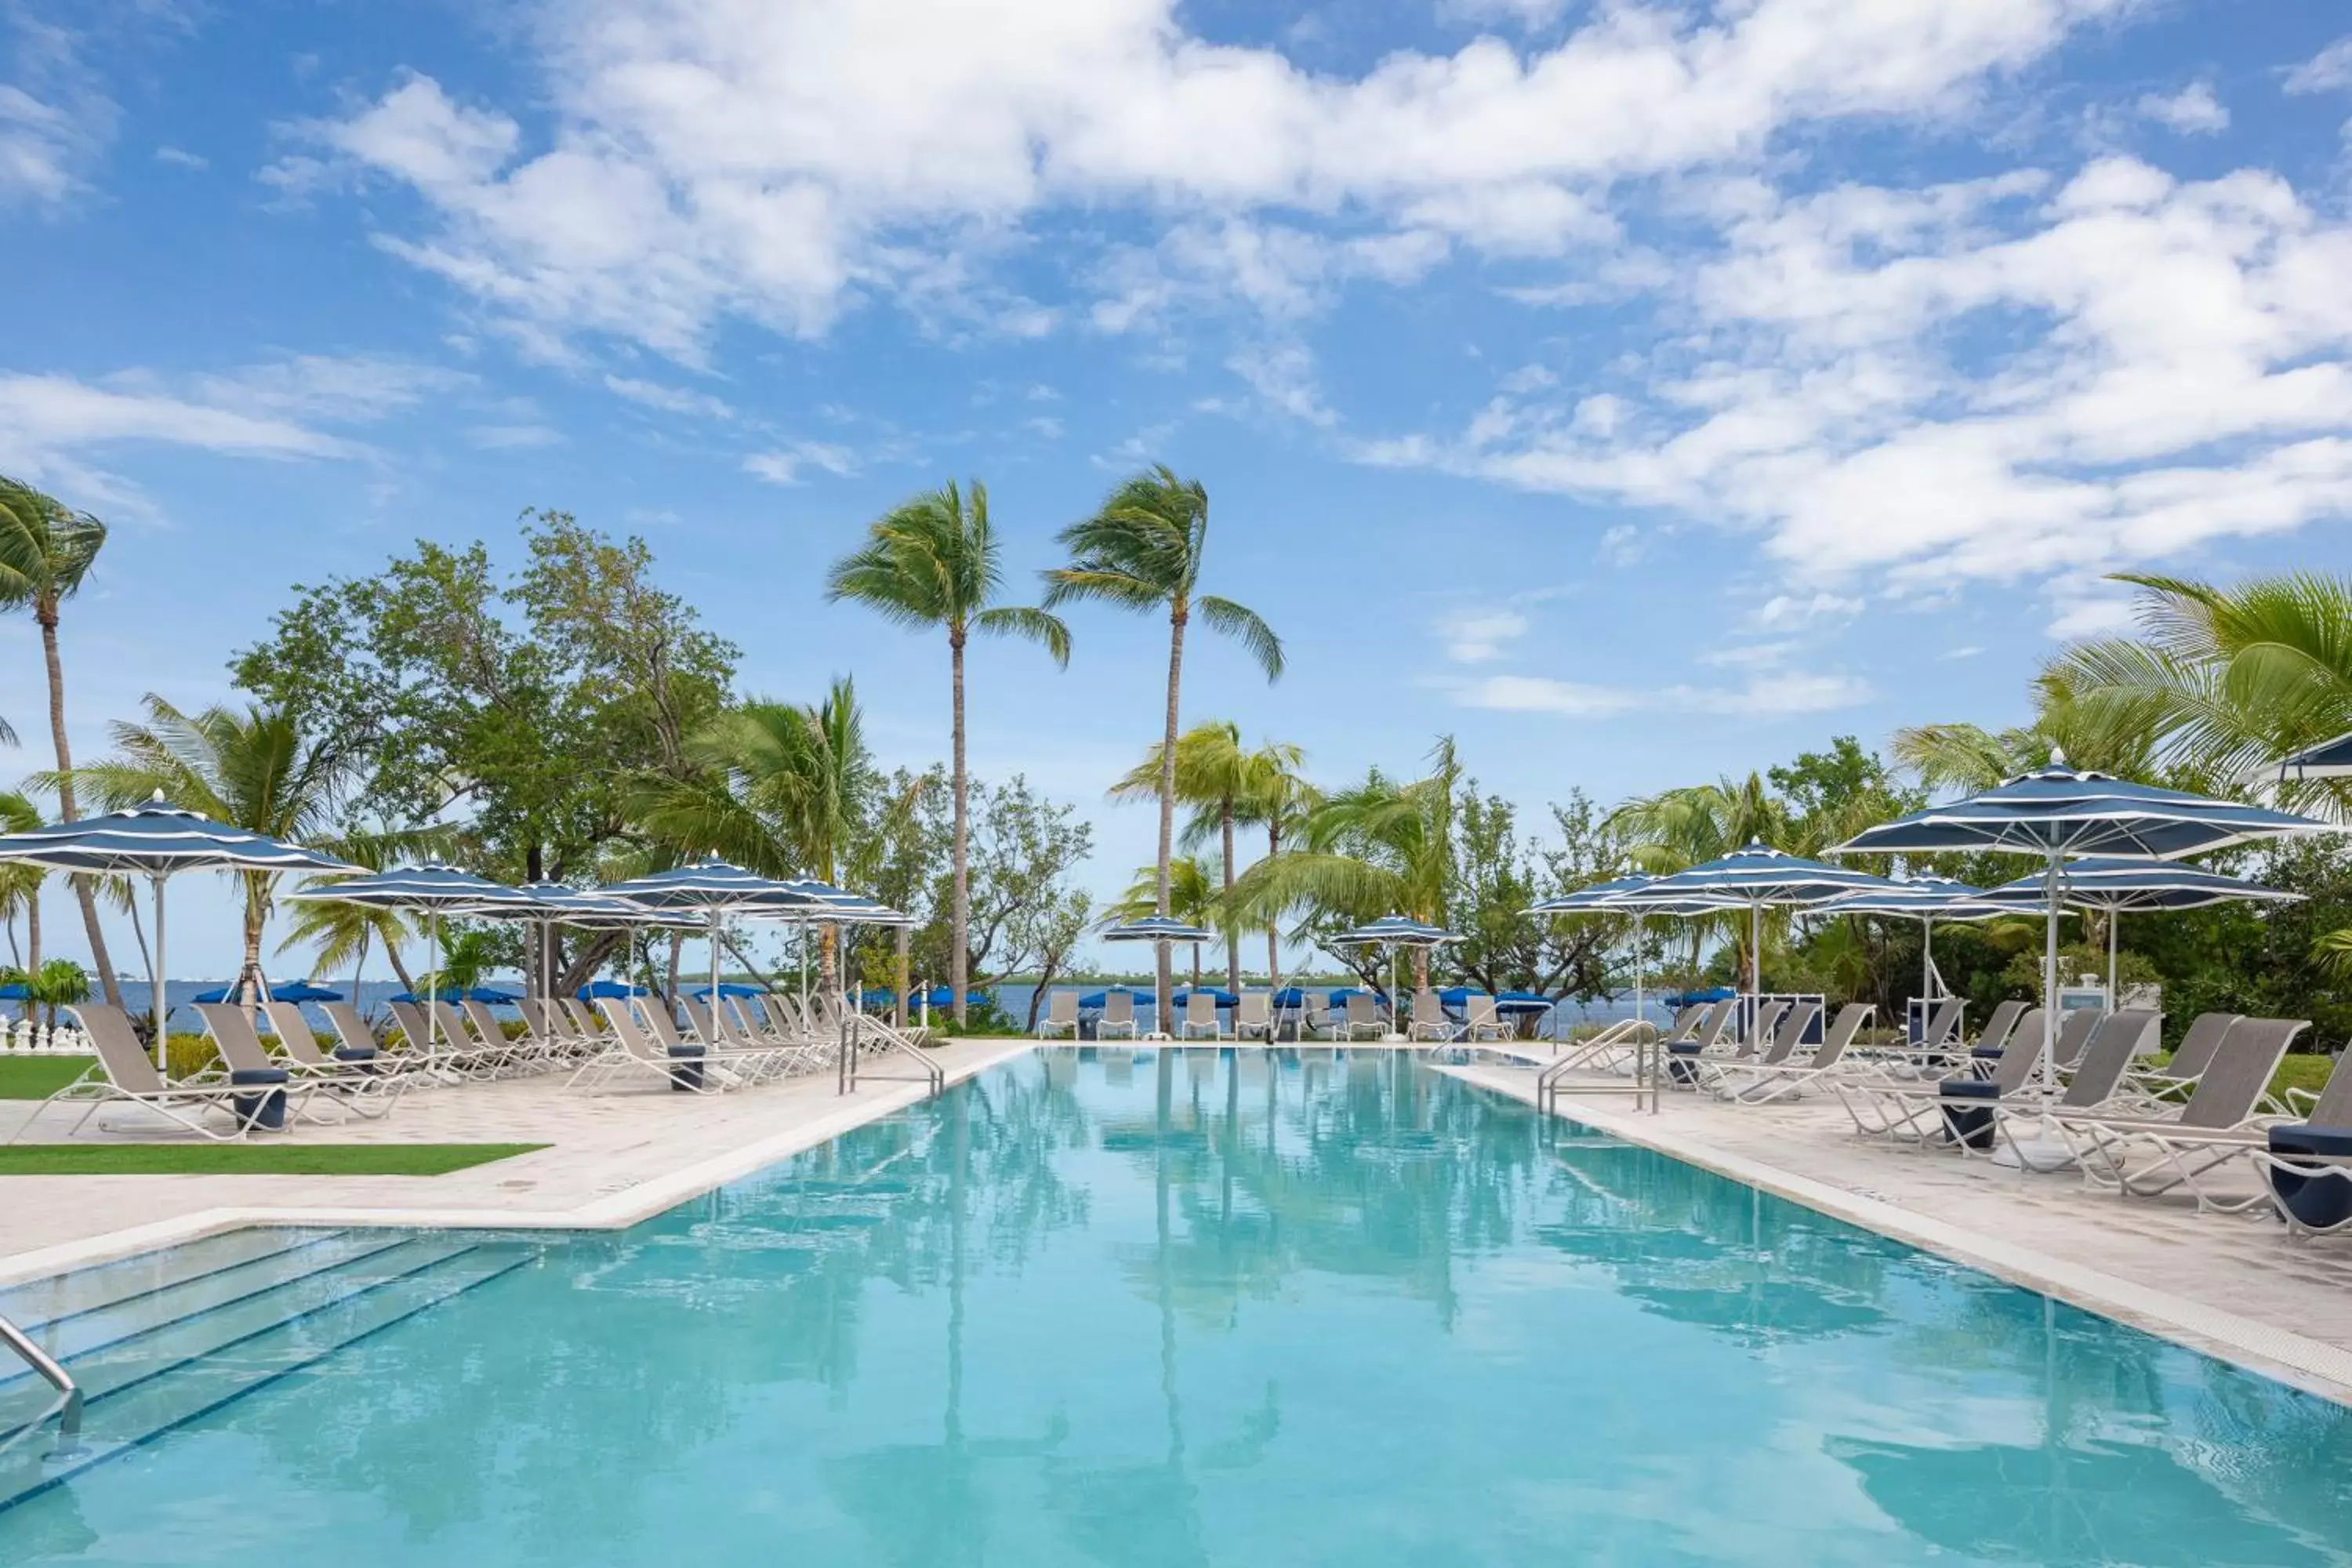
[6,1048,2351,1565]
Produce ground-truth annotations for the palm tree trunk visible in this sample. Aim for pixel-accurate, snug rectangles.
[1264,821,1279,996]
[1221,796,1240,992]
[819,924,838,1000]
[949,626,970,1027]
[383,935,418,997]
[1155,602,1186,1025]
[38,604,122,1007]
[24,891,38,975]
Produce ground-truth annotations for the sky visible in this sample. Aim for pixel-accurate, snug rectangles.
[4,0,2352,980]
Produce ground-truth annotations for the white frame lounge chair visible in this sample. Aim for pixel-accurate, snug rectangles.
[2120,1011,2241,1108]
[1233,992,1274,1041]
[1178,992,1225,1040]
[9,1004,273,1143]
[1097,991,1139,1040]
[1835,1012,2049,1145]
[1983,1009,2160,1165]
[569,1000,725,1094]
[2056,1018,2309,1210]
[194,1003,344,1126]
[262,1000,412,1112]
[1717,1003,1871,1105]
[1342,993,1385,1041]
[1703,1001,1822,1098]
[1408,989,1457,1043]
[1462,995,1511,1044]
[1037,989,1081,1040]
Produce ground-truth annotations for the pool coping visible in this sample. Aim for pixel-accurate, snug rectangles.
[1442,1061,2352,1408]
[0,1039,1034,1290]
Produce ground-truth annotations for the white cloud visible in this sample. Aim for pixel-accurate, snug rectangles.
[1938,644,1984,660]
[286,0,2127,361]
[1753,590,1864,629]
[1441,608,1529,663]
[2284,38,2352,95]
[742,442,857,485]
[603,374,735,420]
[1453,668,1871,717]
[0,8,118,205]
[2136,82,2227,134]
[154,144,206,169]
[1595,521,1645,567]
[0,354,463,513]
[1367,158,2352,604]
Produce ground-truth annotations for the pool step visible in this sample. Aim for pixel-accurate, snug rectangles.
[0,1227,348,1333]
[0,1235,534,1515]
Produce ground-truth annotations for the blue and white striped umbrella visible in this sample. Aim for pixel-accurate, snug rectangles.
[1101,915,1215,944]
[0,795,358,1067]
[1633,845,1899,1036]
[1976,855,2301,998]
[1834,754,2338,1087]
[287,862,537,911]
[599,857,827,913]
[1817,875,2009,1004]
[2280,731,2352,781]
[1523,874,1737,1031]
[1327,914,1460,947]
[1833,757,2334,861]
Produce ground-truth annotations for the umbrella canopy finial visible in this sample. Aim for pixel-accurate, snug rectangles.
[2049,745,2067,767]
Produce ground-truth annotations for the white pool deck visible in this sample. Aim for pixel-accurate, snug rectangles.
[2,1040,2349,1406]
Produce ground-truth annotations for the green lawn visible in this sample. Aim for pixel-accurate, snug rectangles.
[0,1143,547,1176]
[0,1056,96,1099]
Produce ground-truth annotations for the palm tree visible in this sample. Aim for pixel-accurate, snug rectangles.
[632,677,876,994]
[1890,671,2163,794]
[1608,772,1791,992]
[828,483,1069,1025]
[1229,739,1456,993]
[0,477,120,1007]
[1108,722,1308,992]
[2046,571,2352,806]
[53,695,361,1002]
[0,790,41,972]
[1109,857,1218,989]
[279,891,417,1000]
[1045,466,1283,1022]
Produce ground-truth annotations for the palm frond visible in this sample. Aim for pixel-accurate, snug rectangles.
[971,604,1072,667]
[1194,595,1283,682]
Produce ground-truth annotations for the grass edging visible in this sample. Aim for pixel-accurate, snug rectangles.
[0,1143,549,1177]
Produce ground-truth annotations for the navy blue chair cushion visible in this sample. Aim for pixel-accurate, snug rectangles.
[332,1045,378,1063]
[1939,1076,1999,1101]
[228,1067,291,1087]
[2267,1125,2352,1232]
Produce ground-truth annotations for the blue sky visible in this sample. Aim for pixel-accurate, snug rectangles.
[5,0,2352,977]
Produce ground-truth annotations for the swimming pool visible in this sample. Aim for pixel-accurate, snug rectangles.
[4,1048,2350,1564]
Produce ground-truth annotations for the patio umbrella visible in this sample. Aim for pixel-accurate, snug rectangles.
[1635,845,1899,1046]
[601,858,830,1019]
[576,979,652,1000]
[2279,731,2352,780]
[1526,873,1740,1040]
[1102,916,1214,1034]
[1327,915,1459,1041]
[286,863,538,1063]
[1814,875,2009,1004]
[501,881,670,1002]
[1975,855,2301,999]
[0,794,358,1068]
[1834,753,2336,1087]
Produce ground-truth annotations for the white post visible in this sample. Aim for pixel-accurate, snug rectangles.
[2107,909,2119,1003]
[151,873,168,1073]
[2041,850,2060,1094]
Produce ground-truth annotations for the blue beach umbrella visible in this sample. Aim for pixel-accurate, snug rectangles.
[393,985,519,1005]
[191,979,342,1004]
[1976,855,2300,998]
[1526,873,1740,1030]
[1171,988,1239,1007]
[0,794,358,1067]
[576,979,652,1000]
[688,982,765,998]
[1836,753,2338,1085]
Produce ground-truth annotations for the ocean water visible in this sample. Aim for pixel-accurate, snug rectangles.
[5,1050,2347,1565]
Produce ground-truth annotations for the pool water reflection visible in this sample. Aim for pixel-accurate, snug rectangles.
[9,1047,2351,1566]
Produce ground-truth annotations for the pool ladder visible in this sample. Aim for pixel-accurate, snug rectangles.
[0,1309,80,1444]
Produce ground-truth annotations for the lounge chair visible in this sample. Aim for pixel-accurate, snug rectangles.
[9,1004,274,1142]
[386,1000,466,1074]
[1233,992,1274,1041]
[1295,991,1336,1041]
[1835,1011,2049,1144]
[262,1001,412,1111]
[1461,995,1510,1044]
[1702,1001,1822,1098]
[447,1000,537,1077]
[194,1004,347,1125]
[1408,989,1457,1043]
[1914,996,1965,1051]
[2254,1052,2352,1236]
[1984,1010,2161,1165]
[2120,1011,2241,1108]
[570,1000,729,1094]
[1098,991,1139,1040]
[1716,1003,1871,1105]
[2056,1018,2310,1210]
[562,998,611,1040]
[641,997,798,1084]
[320,1000,382,1056]
[1342,993,1386,1041]
[1036,989,1080,1040]
[1178,993,1224,1040]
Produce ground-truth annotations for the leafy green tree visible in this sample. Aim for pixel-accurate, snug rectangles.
[1045,466,1281,1023]
[1890,672,2162,793]
[828,481,1070,1025]
[413,927,502,997]
[0,477,121,1005]
[956,775,1094,993]
[234,511,734,993]
[1455,787,1628,1004]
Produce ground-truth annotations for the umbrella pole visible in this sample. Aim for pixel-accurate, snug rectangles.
[710,909,721,1016]
[1922,916,1933,1002]
[2107,910,2119,1003]
[427,910,440,1065]
[1750,898,1762,1048]
[151,873,167,1073]
[2041,850,2060,1095]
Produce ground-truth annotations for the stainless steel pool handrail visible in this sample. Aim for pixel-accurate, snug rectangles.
[1,1310,81,1437]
